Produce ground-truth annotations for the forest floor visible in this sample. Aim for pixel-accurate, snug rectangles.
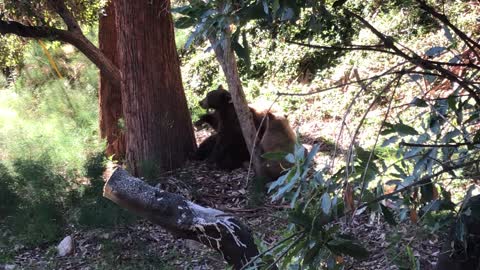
[6,128,443,270]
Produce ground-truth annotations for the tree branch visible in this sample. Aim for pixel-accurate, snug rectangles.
[344,9,480,106]
[286,40,396,55]
[47,0,82,33]
[400,141,480,148]
[0,20,68,40]
[416,0,480,59]
[357,159,480,210]
[0,19,121,86]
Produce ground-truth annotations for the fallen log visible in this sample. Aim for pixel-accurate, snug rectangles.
[103,167,261,269]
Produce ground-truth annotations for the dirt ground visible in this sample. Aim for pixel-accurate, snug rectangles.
[7,128,443,270]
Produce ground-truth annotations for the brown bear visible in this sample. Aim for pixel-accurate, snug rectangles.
[258,112,297,181]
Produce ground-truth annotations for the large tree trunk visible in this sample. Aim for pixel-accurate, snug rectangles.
[99,1,125,160]
[103,167,261,270]
[116,0,196,176]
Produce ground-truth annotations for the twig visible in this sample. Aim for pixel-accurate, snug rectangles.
[344,74,404,188]
[357,159,480,210]
[416,0,480,60]
[286,40,396,55]
[344,8,480,106]
[277,66,407,97]
[356,77,400,220]
[400,142,480,148]
[240,231,304,270]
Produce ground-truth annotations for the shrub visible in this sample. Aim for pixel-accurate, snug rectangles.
[74,153,136,229]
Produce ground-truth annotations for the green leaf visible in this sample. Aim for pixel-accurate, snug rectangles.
[447,95,457,111]
[285,153,295,163]
[425,46,447,57]
[232,30,251,69]
[380,204,397,225]
[268,169,291,193]
[394,123,419,136]
[262,151,289,160]
[326,236,369,259]
[288,210,312,228]
[175,16,197,29]
[420,181,435,203]
[303,243,321,265]
[271,167,300,201]
[443,25,454,43]
[381,136,398,147]
[410,97,428,107]
[321,192,332,215]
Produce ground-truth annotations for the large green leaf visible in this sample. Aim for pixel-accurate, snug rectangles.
[380,203,397,226]
[175,16,197,29]
[394,123,419,136]
[326,236,369,259]
[320,192,332,215]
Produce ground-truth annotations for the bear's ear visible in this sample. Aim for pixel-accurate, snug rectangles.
[218,85,225,91]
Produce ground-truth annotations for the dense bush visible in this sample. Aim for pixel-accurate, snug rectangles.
[0,40,133,247]
[74,153,136,229]
[0,159,67,245]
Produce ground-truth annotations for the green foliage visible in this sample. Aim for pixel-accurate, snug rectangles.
[0,159,67,246]
[75,153,136,229]
[0,35,24,73]
[0,39,119,246]
[0,41,102,175]
[0,163,19,219]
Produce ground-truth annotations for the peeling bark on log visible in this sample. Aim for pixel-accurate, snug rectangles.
[103,168,260,269]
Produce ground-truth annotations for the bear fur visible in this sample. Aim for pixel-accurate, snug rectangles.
[194,111,219,131]
[258,112,296,181]
[196,86,250,170]
[194,85,297,179]
[192,112,220,161]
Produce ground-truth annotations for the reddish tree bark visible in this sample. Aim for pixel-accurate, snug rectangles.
[116,0,196,175]
[99,1,125,160]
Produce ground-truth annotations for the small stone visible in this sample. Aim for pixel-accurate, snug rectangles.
[184,239,203,250]
[4,264,16,270]
[57,235,74,257]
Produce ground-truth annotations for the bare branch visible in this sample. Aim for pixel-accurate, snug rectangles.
[0,19,121,86]
[0,19,70,40]
[344,9,480,106]
[286,40,396,55]
[416,0,480,59]
[400,142,480,148]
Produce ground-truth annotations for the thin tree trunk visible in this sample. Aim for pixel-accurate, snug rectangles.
[116,0,196,176]
[99,1,125,159]
[209,33,264,179]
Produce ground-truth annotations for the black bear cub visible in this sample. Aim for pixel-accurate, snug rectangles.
[194,85,298,181]
[195,86,250,170]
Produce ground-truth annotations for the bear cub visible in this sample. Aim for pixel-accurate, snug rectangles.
[195,86,250,170]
